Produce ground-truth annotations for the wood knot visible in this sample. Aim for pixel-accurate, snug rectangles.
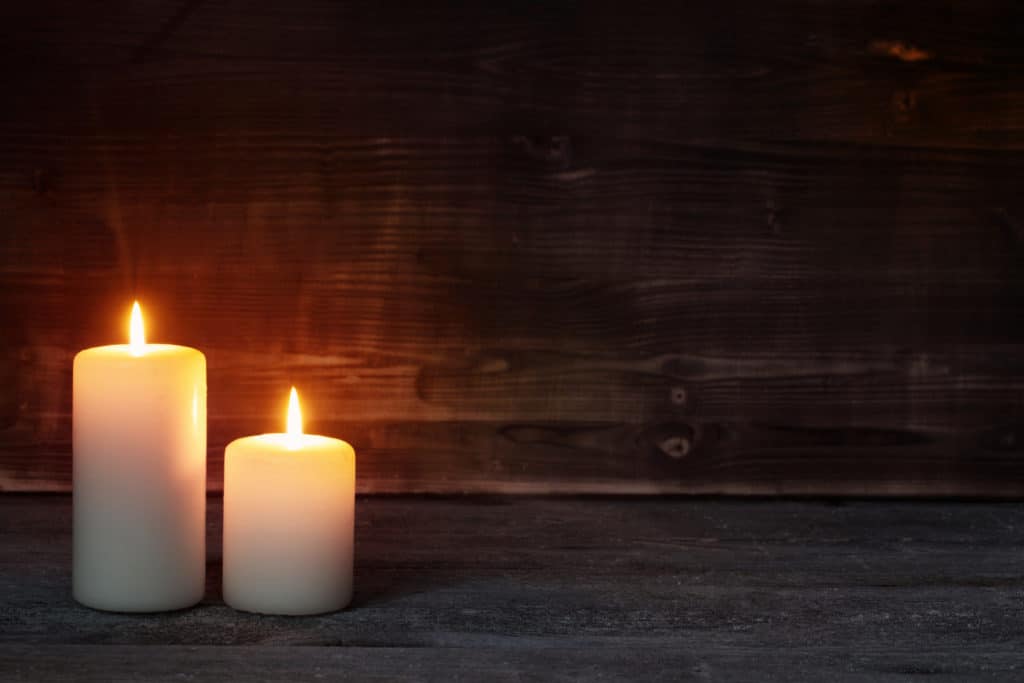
[658,435,690,459]
[891,89,918,126]
[893,89,917,113]
[869,40,931,62]
[670,386,687,406]
[476,357,510,374]
[512,136,572,169]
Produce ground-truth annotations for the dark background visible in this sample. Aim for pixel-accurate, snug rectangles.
[2,0,1023,494]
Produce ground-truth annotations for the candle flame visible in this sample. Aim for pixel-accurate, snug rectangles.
[129,301,145,356]
[286,386,303,437]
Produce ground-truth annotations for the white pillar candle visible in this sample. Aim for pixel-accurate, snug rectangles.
[223,388,355,615]
[73,302,207,612]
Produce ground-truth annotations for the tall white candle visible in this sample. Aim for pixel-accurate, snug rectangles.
[223,388,355,615]
[73,302,206,612]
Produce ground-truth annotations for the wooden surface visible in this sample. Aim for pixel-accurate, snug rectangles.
[2,1,1024,494]
[2,495,1024,680]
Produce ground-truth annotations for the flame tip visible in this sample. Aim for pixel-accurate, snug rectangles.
[129,301,145,354]
[286,387,303,437]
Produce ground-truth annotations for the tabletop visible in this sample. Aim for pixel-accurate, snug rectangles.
[1,495,1022,681]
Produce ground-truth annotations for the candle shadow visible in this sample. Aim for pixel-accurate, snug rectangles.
[348,563,458,609]
[348,496,530,609]
[203,557,224,605]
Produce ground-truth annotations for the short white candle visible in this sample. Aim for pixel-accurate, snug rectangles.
[73,302,206,612]
[223,388,355,615]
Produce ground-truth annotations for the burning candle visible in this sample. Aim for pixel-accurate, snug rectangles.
[73,302,207,612]
[223,388,355,615]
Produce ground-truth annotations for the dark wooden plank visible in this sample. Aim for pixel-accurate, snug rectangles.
[0,646,732,683]
[3,645,1023,683]
[2,0,1024,493]
[4,1,1024,148]
[2,137,1023,493]
[4,417,1024,496]
[1,496,1023,680]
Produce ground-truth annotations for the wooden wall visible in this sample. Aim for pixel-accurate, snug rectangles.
[2,0,1023,494]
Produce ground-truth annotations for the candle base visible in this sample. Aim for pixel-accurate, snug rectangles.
[73,588,203,614]
[223,589,352,616]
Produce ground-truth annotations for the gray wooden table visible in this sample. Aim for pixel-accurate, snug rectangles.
[1,495,1022,681]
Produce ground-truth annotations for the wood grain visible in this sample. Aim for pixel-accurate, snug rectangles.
[4,645,1023,683]
[1,0,1024,493]
[1,496,1023,680]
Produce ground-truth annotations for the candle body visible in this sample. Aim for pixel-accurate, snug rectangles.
[73,344,206,612]
[223,434,355,615]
